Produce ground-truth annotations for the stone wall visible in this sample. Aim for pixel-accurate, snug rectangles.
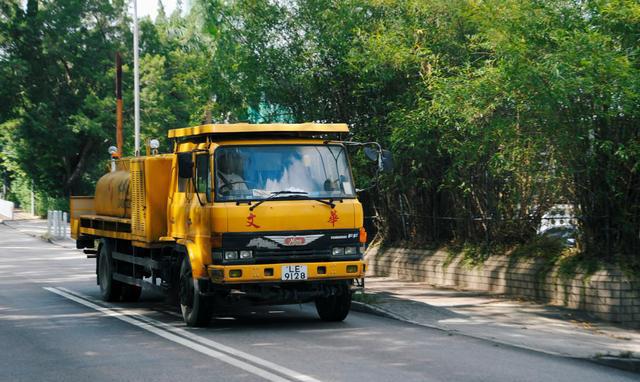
[365,246,640,328]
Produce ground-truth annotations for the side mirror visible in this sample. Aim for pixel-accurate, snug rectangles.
[380,150,393,173]
[177,152,193,179]
[363,147,378,162]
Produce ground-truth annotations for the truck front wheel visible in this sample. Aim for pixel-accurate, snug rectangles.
[315,285,352,322]
[178,256,212,327]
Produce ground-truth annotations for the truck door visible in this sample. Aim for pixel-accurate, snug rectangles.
[168,153,191,238]
[187,153,212,241]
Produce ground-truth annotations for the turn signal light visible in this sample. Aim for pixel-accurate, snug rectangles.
[359,227,367,243]
[346,265,358,273]
[229,269,242,278]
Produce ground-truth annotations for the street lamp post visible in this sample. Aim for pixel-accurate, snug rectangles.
[133,0,140,156]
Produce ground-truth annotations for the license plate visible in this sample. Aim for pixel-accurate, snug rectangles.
[281,265,308,281]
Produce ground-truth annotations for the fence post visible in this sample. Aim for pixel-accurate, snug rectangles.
[58,210,63,239]
[47,210,52,236]
[62,212,68,238]
[55,210,61,238]
[52,210,57,238]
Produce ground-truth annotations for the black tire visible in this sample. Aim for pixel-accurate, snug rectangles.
[98,240,121,302]
[179,256,212,327]
[315,286,352,322]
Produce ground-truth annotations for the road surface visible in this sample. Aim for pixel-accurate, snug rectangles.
[0,224,635,381]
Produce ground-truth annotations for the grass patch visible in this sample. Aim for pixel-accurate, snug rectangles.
[443,242,508,270]
[619,351,635,359]
[510,236,565,261]
[508,236,603,282]
[555,251,601,282]
[407,234,633,281]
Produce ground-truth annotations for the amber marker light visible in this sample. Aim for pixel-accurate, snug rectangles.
[359,227,367,244]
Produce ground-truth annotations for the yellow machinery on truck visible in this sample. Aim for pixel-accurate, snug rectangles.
[71,122,391,326]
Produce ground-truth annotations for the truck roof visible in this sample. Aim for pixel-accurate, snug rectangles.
[167,123,349,139]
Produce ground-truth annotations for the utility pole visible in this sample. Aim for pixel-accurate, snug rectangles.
[115,52,123,158]
[133,0,141,155]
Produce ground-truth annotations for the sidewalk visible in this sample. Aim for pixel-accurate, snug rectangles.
[353,276,640,372]
[1,218,76,249]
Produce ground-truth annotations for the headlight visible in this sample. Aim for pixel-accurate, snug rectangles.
[239,250,253,259]
[332,247,345,256]
[344,246,358,255]
[224,251,238,260]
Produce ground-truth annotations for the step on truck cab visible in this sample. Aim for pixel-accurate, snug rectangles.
[71,123,389,326]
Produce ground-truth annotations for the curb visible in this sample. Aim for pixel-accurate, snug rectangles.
[351,299,640,374]
[592,357,640,374]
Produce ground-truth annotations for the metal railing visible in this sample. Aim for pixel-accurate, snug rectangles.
[47,210,69,239]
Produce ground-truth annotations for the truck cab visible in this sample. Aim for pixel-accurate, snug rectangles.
[72,123,374,326]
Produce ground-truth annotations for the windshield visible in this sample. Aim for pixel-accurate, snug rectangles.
[214,144,355,201]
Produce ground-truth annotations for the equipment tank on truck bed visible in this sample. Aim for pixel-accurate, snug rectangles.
[70,122,391,326]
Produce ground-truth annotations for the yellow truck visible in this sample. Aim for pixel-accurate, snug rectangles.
[71,122,391,326]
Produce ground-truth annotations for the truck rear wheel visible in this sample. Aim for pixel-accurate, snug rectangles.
[98,240,121,302]
[315,285,352,322]
[179,256,212,327]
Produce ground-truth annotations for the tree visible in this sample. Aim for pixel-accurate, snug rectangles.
[0,0,131,200]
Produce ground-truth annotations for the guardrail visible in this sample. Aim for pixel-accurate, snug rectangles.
[47,210,69,239]
[0,199,14,220]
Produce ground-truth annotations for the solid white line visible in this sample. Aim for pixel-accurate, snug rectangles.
[45,287,291,382]
[57,287,322,382]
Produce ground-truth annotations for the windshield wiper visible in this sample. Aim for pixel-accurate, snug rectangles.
[249,191,339,210]
[312,198,337,208]
[249,191,308,211]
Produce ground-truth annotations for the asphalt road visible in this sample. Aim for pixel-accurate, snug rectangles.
[0,224,636,382]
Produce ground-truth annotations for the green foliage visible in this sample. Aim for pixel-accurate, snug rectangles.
[0,0,130,198]
[1,0,639,269]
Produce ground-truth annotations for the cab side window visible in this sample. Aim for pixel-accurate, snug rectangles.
[177,170,189,193]
[196,154,211,202]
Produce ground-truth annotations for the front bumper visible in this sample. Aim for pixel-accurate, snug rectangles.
[207,260,365,284]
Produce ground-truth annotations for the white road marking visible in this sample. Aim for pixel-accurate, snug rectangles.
[0,256,83,262]
[47,287,322,382]
[58,287,321,382]
[45,287,291,382]
[0,246,70,250]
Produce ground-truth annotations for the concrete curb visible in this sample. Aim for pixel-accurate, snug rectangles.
[351,299,640,374]
[592,357,640,374]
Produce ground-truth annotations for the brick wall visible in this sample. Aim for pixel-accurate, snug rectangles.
[365,246,640,327]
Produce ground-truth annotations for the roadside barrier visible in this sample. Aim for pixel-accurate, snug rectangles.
[47,210,69,239]
[0,199,14,220]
